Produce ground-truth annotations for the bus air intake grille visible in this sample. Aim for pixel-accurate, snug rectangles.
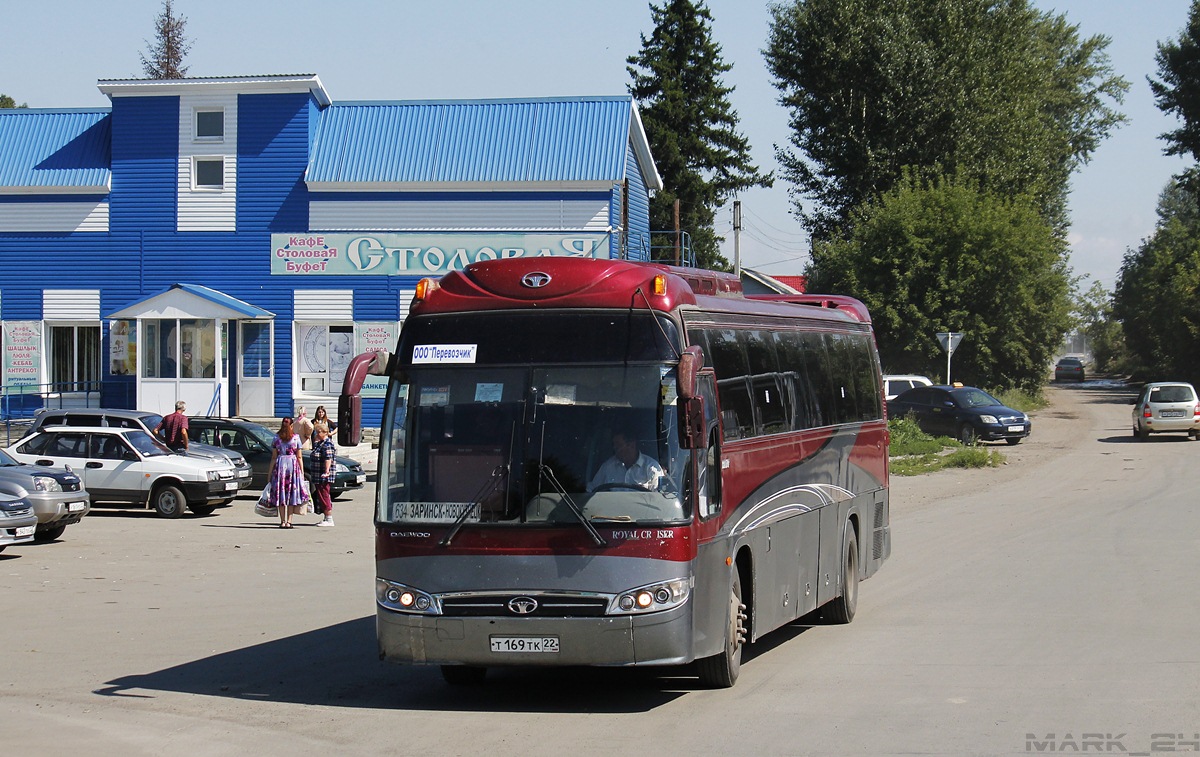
[441,595,609,617]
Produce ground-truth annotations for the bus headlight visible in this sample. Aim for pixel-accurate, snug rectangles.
[376,577,439,615]
[611,577,691,615]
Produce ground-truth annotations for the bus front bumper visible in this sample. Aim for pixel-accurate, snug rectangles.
[376,603,693,667]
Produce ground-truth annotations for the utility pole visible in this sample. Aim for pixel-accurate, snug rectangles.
[733,200,742,278]
[673,198,681,266]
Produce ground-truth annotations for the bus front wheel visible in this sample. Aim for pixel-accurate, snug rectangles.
[697,568,746,688]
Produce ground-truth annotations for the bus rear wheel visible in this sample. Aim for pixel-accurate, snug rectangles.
[826,525,859,624]
[697,568,746,688]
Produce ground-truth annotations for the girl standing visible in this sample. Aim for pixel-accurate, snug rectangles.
[267,417,309,528]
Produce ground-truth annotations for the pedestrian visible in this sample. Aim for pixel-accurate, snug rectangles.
[266,417,309,528]
[154,400,190,452]
[312,405,337,439]
[295,405,314,448]
[310,423,337,527]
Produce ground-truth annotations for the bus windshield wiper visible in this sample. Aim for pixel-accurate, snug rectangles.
[538,465,607,547]
[439,465,506,547]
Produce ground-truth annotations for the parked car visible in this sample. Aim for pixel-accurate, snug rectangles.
[888,384,1032,445]
[883,374,933,401]
[6,426,239,518]
[1054,356,1086,382]
[0,493,38,553]
[0,447,90,542]
[187,417,367,498]
[1131,382,1200,440]
[28,408,253,502]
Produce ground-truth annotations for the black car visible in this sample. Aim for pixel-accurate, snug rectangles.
[888,385,1031,445]
[188,417,366,498]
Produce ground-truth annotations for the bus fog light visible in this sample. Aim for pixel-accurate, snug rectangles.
[399,592,416,607]
[636,592,654,608]
[619,596,635,611]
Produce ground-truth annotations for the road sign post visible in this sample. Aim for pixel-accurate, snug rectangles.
[936,331,964,384]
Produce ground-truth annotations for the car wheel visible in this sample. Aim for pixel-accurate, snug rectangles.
[188,504,218,516]
[1005,437,1022,445]
[34,524,67,542]
[958,424,977,446]
[152,484,187,518]
[1137,423,1149,440]
[331,487,344,500]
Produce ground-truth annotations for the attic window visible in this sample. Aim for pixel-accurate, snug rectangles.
[196,109,224,140]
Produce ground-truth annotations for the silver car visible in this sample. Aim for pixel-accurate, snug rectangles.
[1132,382,1200,440]
[0,447,90,541]
[0,493,38,553]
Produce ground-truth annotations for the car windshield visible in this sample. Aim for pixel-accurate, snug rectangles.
[242,423,277,446]
[125,430,172,456]
[1058,358,1081,367]
[951,388,1002,408]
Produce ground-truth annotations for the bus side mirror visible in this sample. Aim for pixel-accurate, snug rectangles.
[338,394,362,447]
[679,396,705,449]
[678,346,704,399]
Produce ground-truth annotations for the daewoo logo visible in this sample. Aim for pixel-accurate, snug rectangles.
[521,272,552,288]
[508,596,539,614]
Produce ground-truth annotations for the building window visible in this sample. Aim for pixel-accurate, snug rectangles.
[195,109,224,140]
[194,157,224,189]
[142,319,218,379]
[49,324,100,391]
[296,323,354,395]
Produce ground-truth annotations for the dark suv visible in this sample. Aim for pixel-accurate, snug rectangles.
[187,417,366,498]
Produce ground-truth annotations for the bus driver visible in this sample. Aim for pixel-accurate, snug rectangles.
[588,429,665,493]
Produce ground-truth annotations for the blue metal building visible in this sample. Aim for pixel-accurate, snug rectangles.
[0,75,662,424]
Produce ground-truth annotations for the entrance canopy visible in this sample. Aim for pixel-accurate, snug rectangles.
[106,284,274,320]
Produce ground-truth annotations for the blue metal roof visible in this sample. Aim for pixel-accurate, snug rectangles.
[307,96,648,187]
[0,109,112,192]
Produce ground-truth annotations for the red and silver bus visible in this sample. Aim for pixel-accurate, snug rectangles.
[340,256,890,687]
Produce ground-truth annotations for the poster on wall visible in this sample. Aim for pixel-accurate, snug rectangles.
[355,322,397,398]
[109,320,137,376]
[3,321,43,388]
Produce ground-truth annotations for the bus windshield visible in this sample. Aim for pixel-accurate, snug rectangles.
[378,363,689,528]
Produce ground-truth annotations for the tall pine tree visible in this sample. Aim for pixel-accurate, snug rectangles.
[141,0,192,79]
[627,0,770,270]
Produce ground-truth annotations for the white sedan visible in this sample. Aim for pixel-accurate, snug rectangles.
[7,426,238,518]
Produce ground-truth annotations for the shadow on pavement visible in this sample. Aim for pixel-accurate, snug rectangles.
[94,616,699,712]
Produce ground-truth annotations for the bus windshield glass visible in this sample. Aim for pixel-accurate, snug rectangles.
[378,361,689,528]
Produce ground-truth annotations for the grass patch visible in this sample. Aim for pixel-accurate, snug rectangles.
[990,387,1047,413]
[888,416,1005,475]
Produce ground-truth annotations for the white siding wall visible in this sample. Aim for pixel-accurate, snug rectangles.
[0,201,109,232]
[178,93,237,231]
[43,290,101,320]
[308,199,610,231]
[294,290,354,321]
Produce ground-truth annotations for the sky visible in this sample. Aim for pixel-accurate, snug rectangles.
[1,0,1193,290]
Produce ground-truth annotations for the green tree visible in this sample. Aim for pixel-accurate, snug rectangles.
[1113,181,1200,383]
[0,94,28,108]
[809,174,1072,392]
[764,0,1127,239]
[1074,280,1128,373]
[1150,0,1200,162]
[140,0,192,79]
[627,0,771,269]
